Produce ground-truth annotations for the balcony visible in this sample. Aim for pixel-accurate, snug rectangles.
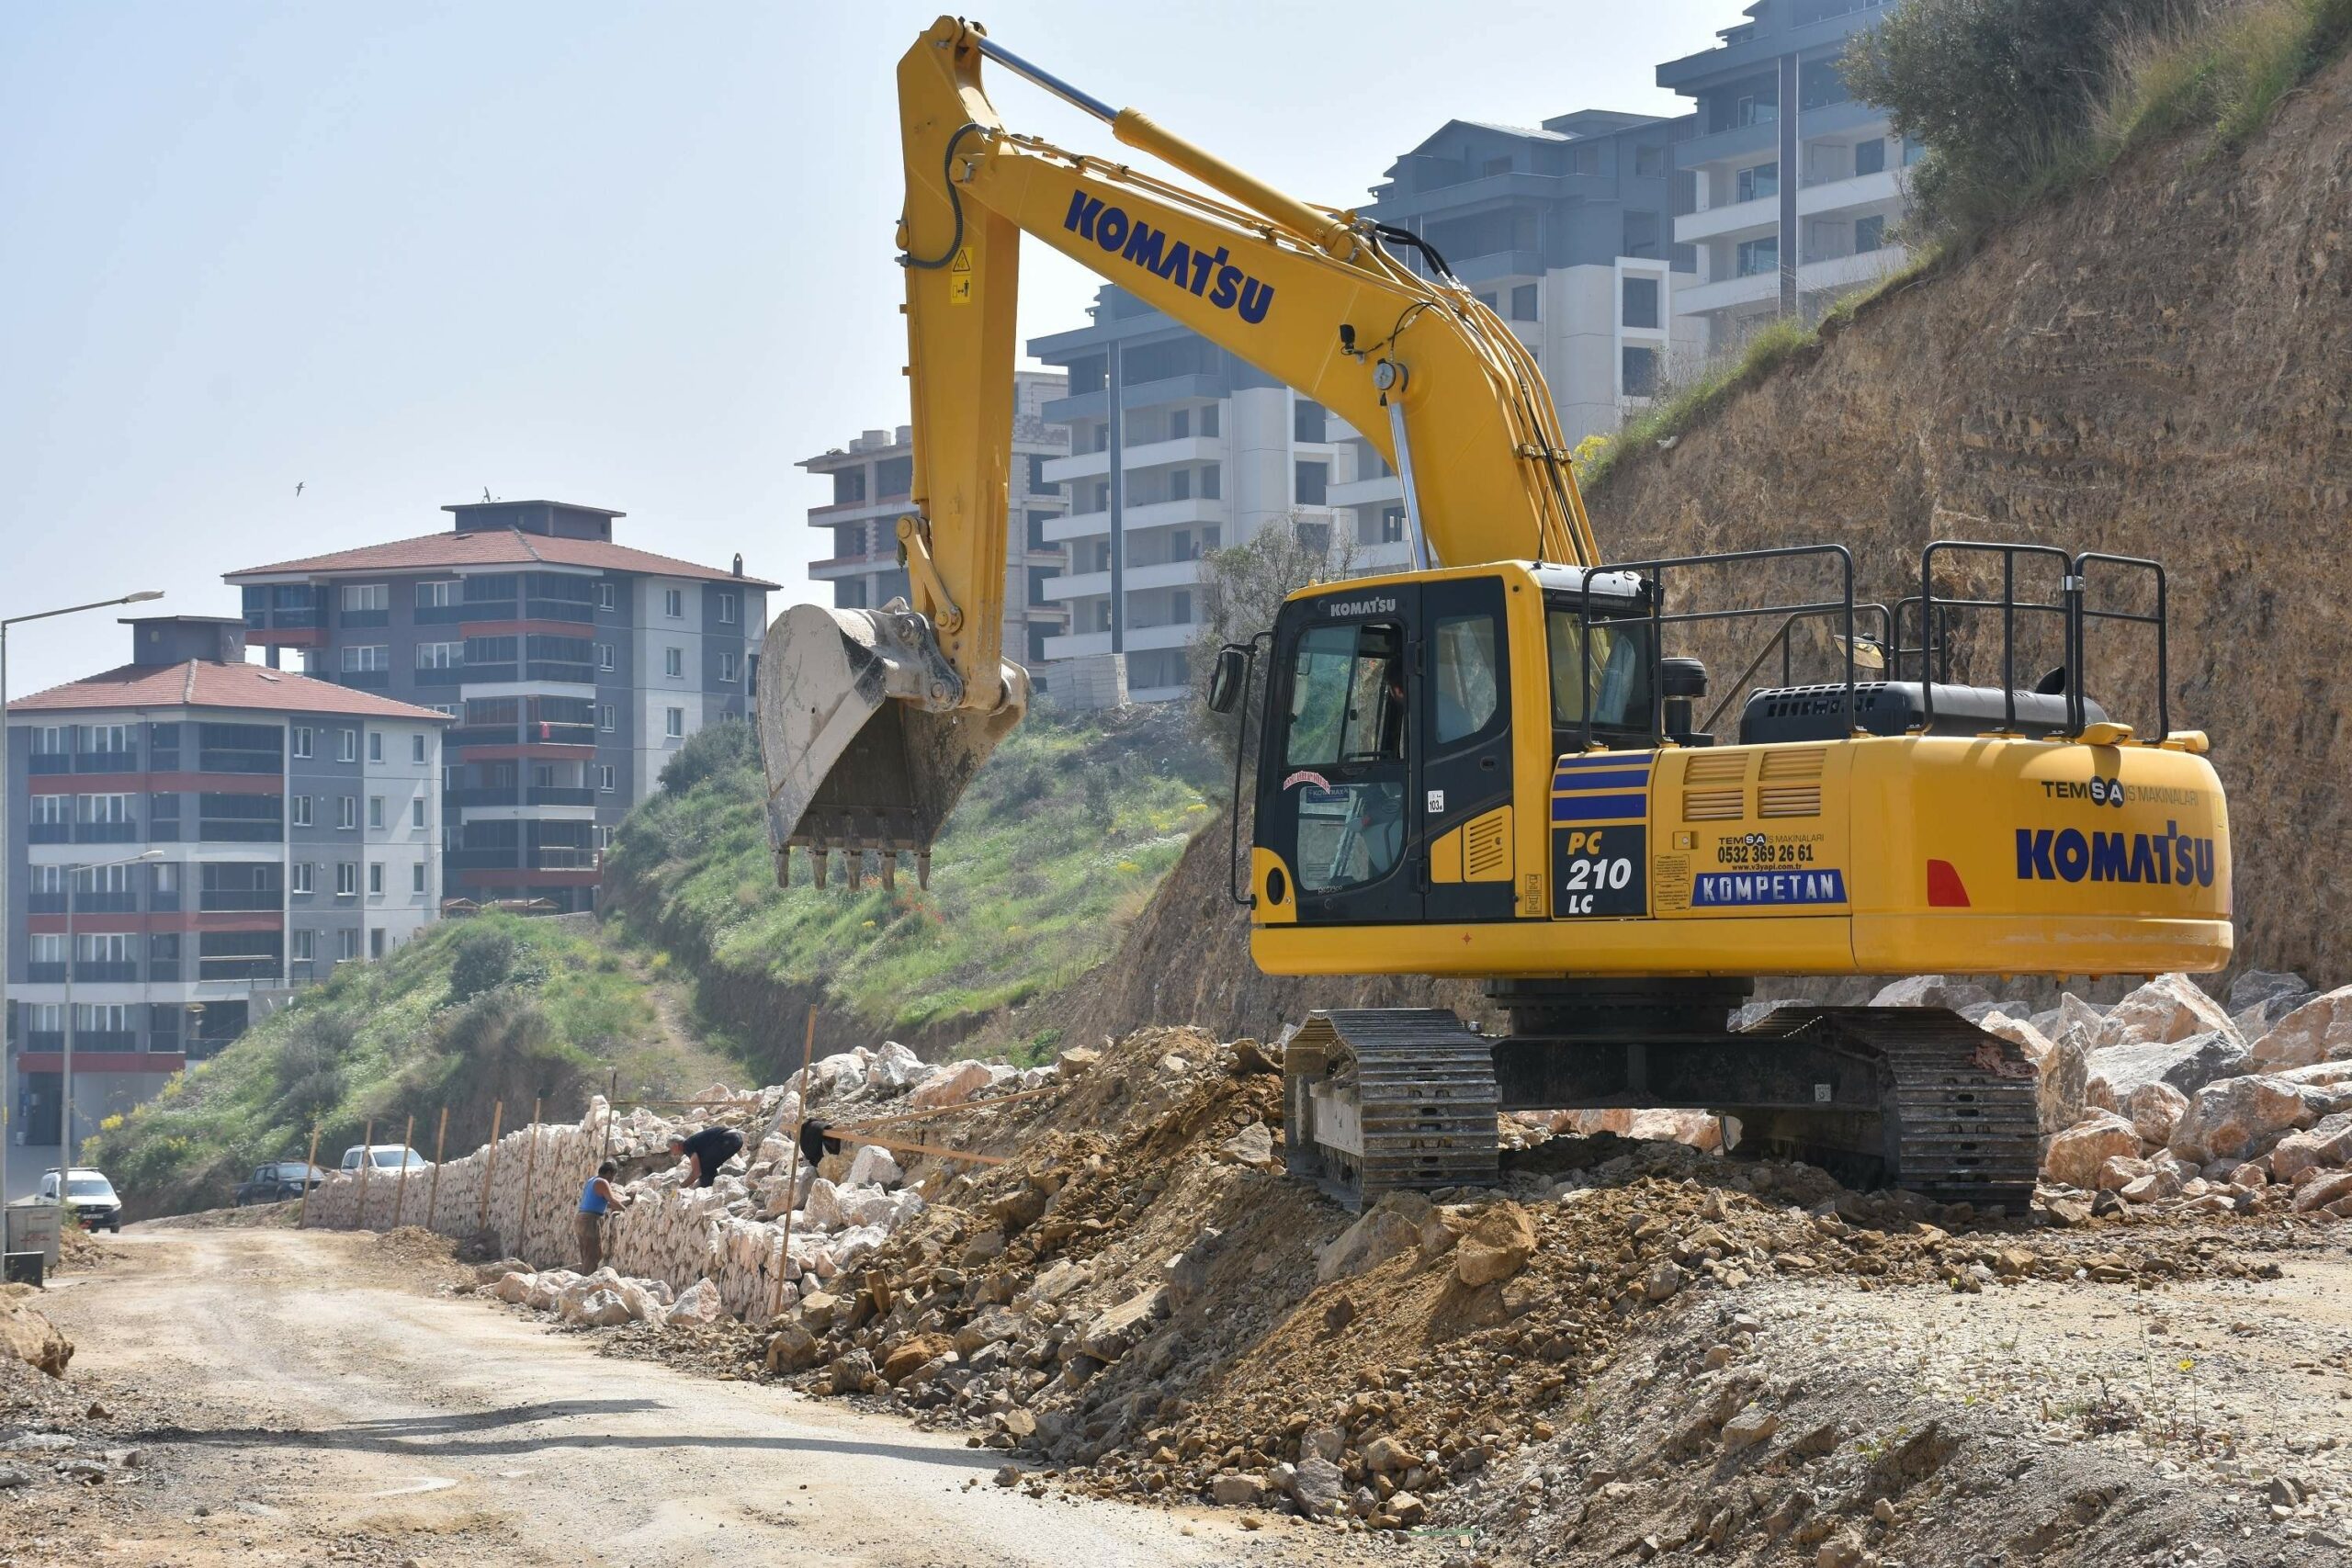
[151,960,183,982]
[198,823,283,843]
[525,661,595,685]
[73,750,140,773]
[28,893,66,915]
[74,961,139,983]
[454,787,523,807]
[1329,472,1403,510]
[527,847,596,871]
[196,750,281,774]
[199,958,283,982]
[28,823,68,844]
[444,726,518,750]
[73,892,139,914]
[530,723,597,747]
[340,609,390,628]
[74,822,141,844]
[1043,630,1114,660]
[26,963,64,984]
[1045,496,1227,545]
[1679,194,1780,244]
[1673,268,1781,317]
[461,662,519,683]
[523,599,596,623]
[413,666,468,688]
[1795,165,1900,218]
[245,607,321,631]
[338,670,391,691]
[152,890,182,911]
[1041,434,1226,484]
[414,603,471,625]
[458,599,519,622]
[445,847,522,869]
[1453,250,1548,288]
[28,753,68,774]
[199,889,282,912]
[527,787,595,807]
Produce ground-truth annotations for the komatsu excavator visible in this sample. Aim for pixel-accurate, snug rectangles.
[757,17,2233,1209]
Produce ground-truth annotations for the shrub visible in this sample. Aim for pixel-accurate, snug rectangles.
[659,716,757,795]
[446,923,520,1003]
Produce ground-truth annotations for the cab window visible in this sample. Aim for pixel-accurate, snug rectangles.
[1284,624,1405,765]
[1431,613,1500,743]
[1547,605,1650,730]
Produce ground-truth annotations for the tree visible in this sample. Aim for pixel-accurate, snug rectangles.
[1188,511,1363,767]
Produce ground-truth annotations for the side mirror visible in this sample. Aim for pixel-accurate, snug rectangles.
[1206,646,1250,715]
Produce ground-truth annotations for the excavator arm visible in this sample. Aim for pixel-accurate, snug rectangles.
[759,16,1599,886]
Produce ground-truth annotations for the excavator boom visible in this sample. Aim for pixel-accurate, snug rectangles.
[758,17,1596,884]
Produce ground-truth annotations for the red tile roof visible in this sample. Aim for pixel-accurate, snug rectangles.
[7,660,458,720]
[223,526,780,590]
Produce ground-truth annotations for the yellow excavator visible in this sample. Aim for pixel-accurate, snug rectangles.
[758,17,2233,1209]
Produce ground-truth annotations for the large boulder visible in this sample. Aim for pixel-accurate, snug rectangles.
[2249,987,2352,1071]
[2269,1112,2352,1185]
[1074,1288,1164,1363]
[2086,1031,2250,1108]
[2230,971,2319,1029]
[1982,1010,2086,1134]
[2167,1076,2329,1165]
[865,1042,926,1095]
[665,1278,729,1327]
[910,1059,996,1111]
[844,1144,903,1190]
[565,1287,634,1327]
[2093,974,2239,1054]
[0,1292,72,1378]
[1453,1201,1538,1287]
[1315,1191,1430,1283]
[2043,1111,2143,1189]
[2125,1081,2191,1146]
[1870,976,1996,1012]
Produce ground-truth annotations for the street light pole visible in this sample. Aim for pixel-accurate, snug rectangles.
[58,848,162,1189]
[2,590,163,1213]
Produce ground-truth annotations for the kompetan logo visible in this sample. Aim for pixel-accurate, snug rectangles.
[1283,770,1332,792]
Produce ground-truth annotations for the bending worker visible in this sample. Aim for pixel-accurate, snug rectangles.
[671,1124,744,1189]
[576,1159,629,1272]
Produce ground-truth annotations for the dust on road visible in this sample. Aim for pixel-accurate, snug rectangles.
[6,1226,1386,1567]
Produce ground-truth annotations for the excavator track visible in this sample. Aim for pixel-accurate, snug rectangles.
[1283,1010,1498,1210]
[1731,1008,2043,1209]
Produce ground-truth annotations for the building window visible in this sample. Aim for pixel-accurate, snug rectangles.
[292,862,314,895]
[342,583,389,613]
[291,725,312,760]
[1623,276,1660,330]
[1170,589,1193,624]
[596,642,615,671]
[337,728,357,762]
[370,928,386,960]
[368,863,383,896]
[1855,137,1887,177]
[599,704,616,732]
[341,645,389,673]
[665,707,684,739]
[1199,402,1219,437]
[365,795,382,829]
[1736,93,1776,128]
[1623,345,1661,398]
[417,581,457,609]
[1295,460,1329,506]
[1736,237,1779,277]
[412,862,426,893]
[411,796,425,829]
[1623,209,1661,259]
[1854,214,1886,254]
[664,647,684,679]
[340,928,358,960]
[1199,463,1221,501]
[597,581,616,612]
[367,731,382,763]
[293,928,314,962]
[428,703,459,718]
[338,795,356,830]
[417,640,462,670]
[336,863,357,897]
[1293,400,1328,444]
[1510,283,1539,322]
[411,733,426,763]
[717,592,738,625]
[663,588,684,618]
[718,651,739,682]
[1170,468,1191,502]
[1736,162,1779,204]
[291,795,312,829]
[1360,505,1407,547]
[1635,144,1667,178]
[599,764,616,792]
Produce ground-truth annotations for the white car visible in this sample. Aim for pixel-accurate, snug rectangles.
[340,1145,430,1175]
[38,1168,122,1232]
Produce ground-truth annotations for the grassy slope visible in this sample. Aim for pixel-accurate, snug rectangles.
[603,706,1221,1062]
[85,913,690,1216]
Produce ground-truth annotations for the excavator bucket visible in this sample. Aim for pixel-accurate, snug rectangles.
[754,601,1029,888]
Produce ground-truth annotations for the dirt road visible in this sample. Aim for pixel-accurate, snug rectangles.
[13,1227,1374,1567]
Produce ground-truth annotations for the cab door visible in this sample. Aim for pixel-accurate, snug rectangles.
[1419,575,1517,921]
[1260,589,1420,925]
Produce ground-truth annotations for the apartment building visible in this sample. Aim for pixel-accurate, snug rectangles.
[225,500,774,913]
[5,615,448,1173]
[1658,0,1909,351]
[799,371,1071,690]
[1025,288,1399,704]
[1364,108,1697,446]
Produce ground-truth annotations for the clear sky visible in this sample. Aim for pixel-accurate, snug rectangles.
[0,0,1729,696]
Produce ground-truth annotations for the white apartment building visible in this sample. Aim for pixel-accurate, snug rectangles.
[1659,0,1910,353]
[799,371,1071,693]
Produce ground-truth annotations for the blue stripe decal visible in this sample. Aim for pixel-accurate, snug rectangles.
[1549,769,1653,792]
[1555,753,1654,770]
[1550,793,1649,823]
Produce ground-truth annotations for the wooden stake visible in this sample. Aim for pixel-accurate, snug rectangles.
[516,1097,543,1261]
[598,1068,616,1170]
[296,1123,322,1229]
[391,1113,415,1229]
[425,1105,449,1229]
[477,1100,503,1233]
[354,1118,374,1230]
[768,1005,820,1323]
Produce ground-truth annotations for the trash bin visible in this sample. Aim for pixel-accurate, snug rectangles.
[4,1201,62,1269]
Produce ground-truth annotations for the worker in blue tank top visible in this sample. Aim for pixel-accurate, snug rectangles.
[576,1160,628,1272]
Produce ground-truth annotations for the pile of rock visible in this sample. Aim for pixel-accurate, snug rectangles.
[303,1041,1051,1324]
[2032,975,2352,1217]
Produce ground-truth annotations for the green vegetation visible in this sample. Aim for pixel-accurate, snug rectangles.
[85,914,674,1215]
[604,710,1219,1064]
[1845,0,2352,239]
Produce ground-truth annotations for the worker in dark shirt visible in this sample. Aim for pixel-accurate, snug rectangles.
[670,1126,744,1188]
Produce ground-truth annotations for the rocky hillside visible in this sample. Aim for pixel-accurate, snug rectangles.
[1583,51,2352,984]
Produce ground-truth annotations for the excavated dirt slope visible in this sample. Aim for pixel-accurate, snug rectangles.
[1582,55,2352,984]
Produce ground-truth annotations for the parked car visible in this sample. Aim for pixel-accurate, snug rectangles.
[234,1161,329,1206]
[37,1168,122,1232]
[340,1145,430,1175]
